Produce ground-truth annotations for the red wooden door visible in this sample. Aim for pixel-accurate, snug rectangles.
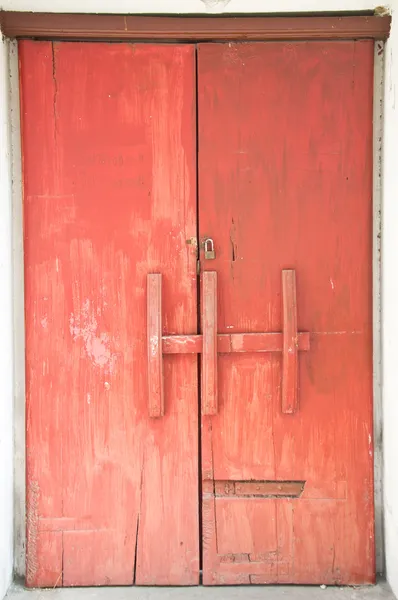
[22,39,374,588]
[198,41,374,585]
[21,41,199,587]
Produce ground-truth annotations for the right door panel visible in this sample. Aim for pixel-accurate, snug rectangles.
[198,41,374,585]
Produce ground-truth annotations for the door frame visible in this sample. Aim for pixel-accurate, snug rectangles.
[4,11,388,581]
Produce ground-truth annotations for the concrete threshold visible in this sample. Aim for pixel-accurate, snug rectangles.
[6,582,396,600]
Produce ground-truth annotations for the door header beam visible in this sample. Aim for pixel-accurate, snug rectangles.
[0,12,391,41]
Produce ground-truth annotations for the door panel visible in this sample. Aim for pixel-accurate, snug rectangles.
[21,40,199,587]
[22,38,375,588]
[198,41,374,584]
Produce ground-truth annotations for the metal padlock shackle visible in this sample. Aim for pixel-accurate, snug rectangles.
[204,238,214,253]
[204,238,216,260]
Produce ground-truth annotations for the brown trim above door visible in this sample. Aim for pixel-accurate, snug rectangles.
[0,12,391,41]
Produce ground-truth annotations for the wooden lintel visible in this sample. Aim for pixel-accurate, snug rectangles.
[0,12,391,41]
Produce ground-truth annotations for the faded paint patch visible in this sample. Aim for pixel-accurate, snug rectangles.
[223,43,247,66]
[69,299,116,372]
[149,334,159,358]
[26,480,39,585]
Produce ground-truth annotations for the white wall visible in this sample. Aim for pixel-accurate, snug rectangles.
[0,35,14,600]
[383,3,398,596]
[0,1,398,599]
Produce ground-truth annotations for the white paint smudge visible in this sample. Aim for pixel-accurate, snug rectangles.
[104,382,110,390]
[150,335,159,358]
[69,299,116,372]
[330,278,335,290]
[87,393,91,405]
[40,315,48,329]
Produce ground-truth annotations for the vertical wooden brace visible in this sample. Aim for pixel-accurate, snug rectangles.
[147,274,164,417]
[282,269,299,414]
[202,271,218,415]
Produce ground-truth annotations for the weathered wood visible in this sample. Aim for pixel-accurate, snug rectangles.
[22,40,199,587]
[201,418,218,586]
[22,36,375,588]
[147,274,164,418]
[282,270,299,414]
[0,12,391,41]
[214,480,305,497]
[162,331,310,354]
[202,272,218,416]
[38,517,96,532]
[198,41,374,584]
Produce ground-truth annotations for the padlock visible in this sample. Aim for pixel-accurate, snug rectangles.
[204,238,216,260]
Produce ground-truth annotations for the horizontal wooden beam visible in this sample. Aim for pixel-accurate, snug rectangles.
[162,332,310,354]
[0,12,391,41]
[214,480,306,498]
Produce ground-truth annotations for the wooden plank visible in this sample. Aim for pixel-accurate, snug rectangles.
[282,270,299,414]
[212,502,294,584]
[162,331,310,354]
[22,40,199,587]
[162,334,201,354]
[21,41,64,589]
[201,420,218,586]
[214,498,278,557]
[0,13,391,41]
[214,480,305,497]
[198,41,374,584]
[202,271,218,416]
[217,559,280,576]
[27,531,63,588]
[147,274,164,418]
[63,530,134,586]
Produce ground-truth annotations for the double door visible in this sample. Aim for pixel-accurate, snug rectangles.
[21,39,374,587]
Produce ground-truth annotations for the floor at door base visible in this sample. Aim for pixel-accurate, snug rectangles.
[6,582,395,600]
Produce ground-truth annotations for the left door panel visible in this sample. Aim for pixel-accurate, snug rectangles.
[20,41,198,587]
